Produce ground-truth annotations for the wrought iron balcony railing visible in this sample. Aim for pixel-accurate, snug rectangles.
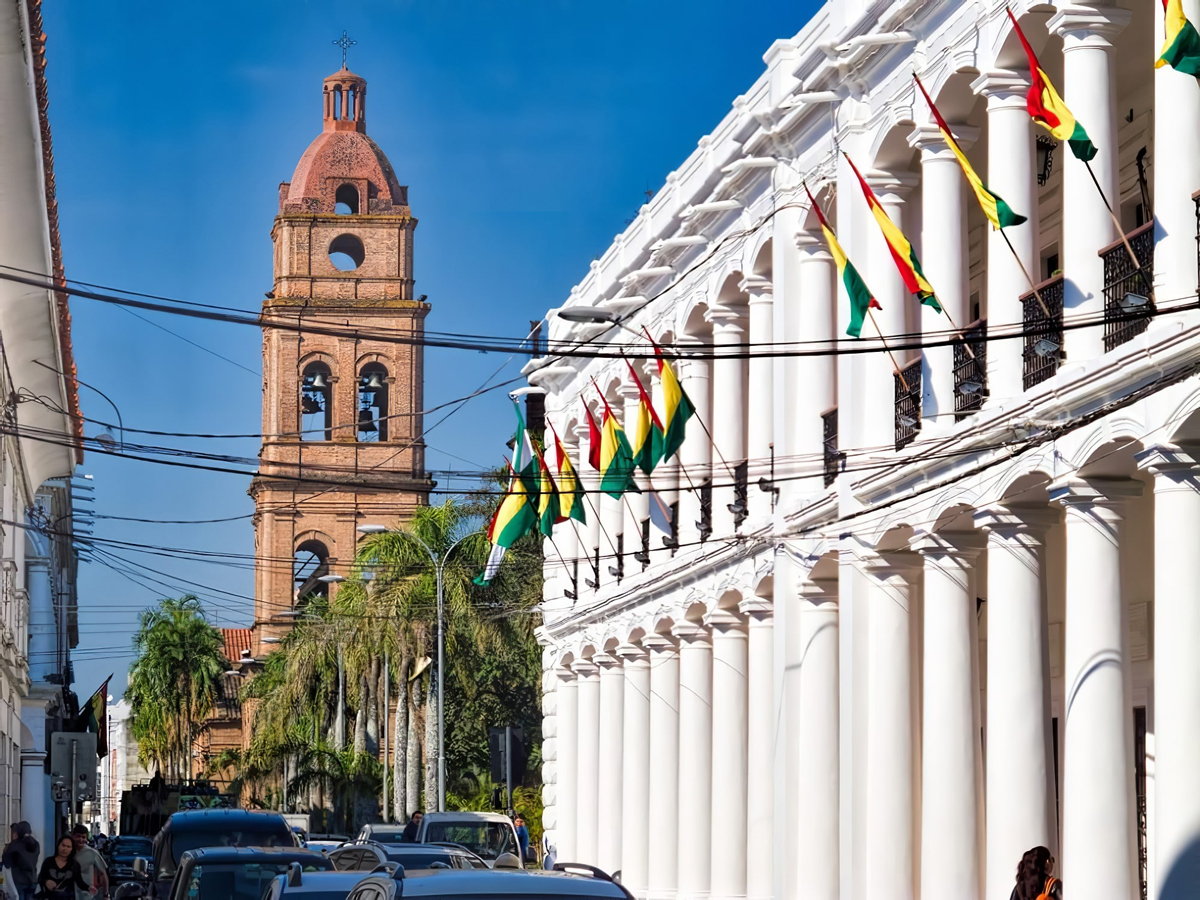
[1100,220,1155,352]
[822,406,840,488]
[729,461,749,529]
[953,319,988,420]
[1194,190,1199,297]
[1021,274,1064,390]
[895,359,922,450]
[698,480,713,542]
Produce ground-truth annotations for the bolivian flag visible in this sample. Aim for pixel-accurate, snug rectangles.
[534,444,560,537]
[583,402,602,471]
[473,466,538,586]
[1158,0,1200,76]
[845,154,942,313]
[595,385,637,497]
[644,330,695,463]
[625,357,664,475]
[1008,9,1097,162]
[552,427,586,524]
[913,75,1027,230]
[804,182,881,339]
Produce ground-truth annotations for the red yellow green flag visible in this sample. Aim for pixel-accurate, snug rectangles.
[473,464,538,585]
[644,330,695,463]
[550,425,586,524]
[594,384,637,497]
[533,443,560,537]
[582,401,602,471]
[1007,9,1097,162]
[805,183,881,338]
[624,357,665,475]
[913,75,1028,230]
[1158,0,1200,76]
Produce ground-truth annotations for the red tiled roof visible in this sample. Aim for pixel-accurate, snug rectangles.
[222,628,253,663]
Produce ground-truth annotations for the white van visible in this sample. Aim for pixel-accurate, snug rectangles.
[415,812,521,868]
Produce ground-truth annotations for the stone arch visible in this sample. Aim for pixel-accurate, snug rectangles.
[867,106,919,173]
[677,293,711,340]
[992,464,1055,506]
[335,183,360,215]
[987,6,1060,75]
[715,587,744,611]
[557,649,576,669]
[298,350,338,371]
[1168,394,1200,446]
[649,614,676,636]
[711,268,748,309]
[746,232,773,280]
[800,178,836,234]
[1064,417,1146,475]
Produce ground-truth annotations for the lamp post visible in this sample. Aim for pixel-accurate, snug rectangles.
[357,523,483,812]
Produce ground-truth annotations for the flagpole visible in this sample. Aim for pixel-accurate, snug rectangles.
[1083,158,1149,286]
[867,307,910,391]
[999,228,1053,318]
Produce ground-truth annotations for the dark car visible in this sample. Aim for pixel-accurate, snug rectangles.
[107,836,156,884]
[124,809,297,898]
[328,841,483,872]
[161,847,332,900]
[344,864,635,899]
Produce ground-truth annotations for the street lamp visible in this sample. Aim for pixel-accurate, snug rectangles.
[356,523,483,812]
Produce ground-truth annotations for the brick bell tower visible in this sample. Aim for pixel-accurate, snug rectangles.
[251,65,432,650]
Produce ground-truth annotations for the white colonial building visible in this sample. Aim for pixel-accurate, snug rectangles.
[530,2,1200,899]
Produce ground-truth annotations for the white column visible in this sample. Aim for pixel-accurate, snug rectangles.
[773,203,805,512]
[675,621,713,900]
[741,598,774,900]
[914,532,984,900]
[555,667,579,861]
[973,504,1058,900]
[1138,445,1200,899]
[622,381,650,576]
[1049,477,1141,899]
[707,305,748,537]
[677,355,712,547]
[862,553,918,900]
[793,233,837,489]
[597,652,625,875]
[909,124,975,419]
[742,276,774,524]
[1154,0,1200,329]
[575,657,601,864]
[863,172,919,449]
[619,642,651,897]
[708,609,748,900]
[971,70,1038,399]
[646,634,681,900]
[796,577,838,900]
[1049,6,1132,361]
[542,660,560,856]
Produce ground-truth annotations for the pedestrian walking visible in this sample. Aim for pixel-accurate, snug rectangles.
[36,837,92,900]
[513,816,530,863]
[69,826,106,900]
[2,822,39,900]
[400,811,424,843]
[1010,846,1062,900]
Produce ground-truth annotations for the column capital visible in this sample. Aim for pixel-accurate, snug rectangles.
[1136,443,1200,483]
[795,229,831,256]
[1048,5,1132,47]
[862,169,920,201]
[1049,476,1143,511]
[704,607,748,634]
[555,665,578,683]
[799,577,839,605]
[615,642,649,665]
[739,275,774,302]
[971,68,1032,108]
[859,549,921,582]
[973,503,1058,539]
[738,597,774,622]
[641,632,678,654]
[593,651,623,671]
[672,620,712,646]
[572,657,600,679]
[908,122,979,157]
[705,303,748,330]
[617,380,642,402]
[911,530,985,562]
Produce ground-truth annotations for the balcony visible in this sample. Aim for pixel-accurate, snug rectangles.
[1100,221,1155,352]
[895,359,922,451]
[822,406,840,487]
[729,461,749,530]
[953,319,988,420]
[1194,190,1199,295]
[1021,274,1064,390]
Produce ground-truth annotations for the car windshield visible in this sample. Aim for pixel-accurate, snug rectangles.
[421,823,514,860]
[366,830,406,844]
[168,828,294,867]
[179,862,325,899]
[111,838,152,858]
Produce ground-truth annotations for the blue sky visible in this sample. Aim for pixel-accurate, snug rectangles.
[43,0,817,695]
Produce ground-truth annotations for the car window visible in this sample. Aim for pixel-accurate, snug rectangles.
[379,849,450,868]
[176,862,320,900]
[167,826,293,868]
[420,823,515,861]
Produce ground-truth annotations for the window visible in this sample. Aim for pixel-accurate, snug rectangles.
[358,363,388,441]
[335,184,359,215]
[294,539,330,603]
[329,234,365,271]
[301,363,333,441]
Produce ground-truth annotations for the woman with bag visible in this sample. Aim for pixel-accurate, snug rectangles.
[35,837,92,900]
[1010,845,1063,900]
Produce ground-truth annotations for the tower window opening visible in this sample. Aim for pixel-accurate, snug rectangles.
[329,233,365,271]
[348,86,357,120]
[332,86,342,120]
[335,184,359,215]
[293,539,331,606]
[301,362,333,441]
[358,363,388,442]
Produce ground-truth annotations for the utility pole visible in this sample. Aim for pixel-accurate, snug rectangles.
[382,651,389,822]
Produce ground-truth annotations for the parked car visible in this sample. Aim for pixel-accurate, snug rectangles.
[328,841,483,872]
[124,809,298,898]
[304,840,346,855]
[344,863,635,899]
[352,823,409,845]
[260,868,372,900]
[414,812,522,868]
[106,836,155,886]
[161,847,332,900]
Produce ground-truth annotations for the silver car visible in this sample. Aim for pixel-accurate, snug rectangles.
[414,812,522,868]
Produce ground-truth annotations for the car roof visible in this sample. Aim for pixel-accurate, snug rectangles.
[392,869,628,897]
[272,871,371,894]
[418,812,513,824]
[166,810,289,830]
[179,847,331,864]
[361,823,405,831]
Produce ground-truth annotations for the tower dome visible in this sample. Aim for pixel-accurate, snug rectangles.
[279,67,407,214]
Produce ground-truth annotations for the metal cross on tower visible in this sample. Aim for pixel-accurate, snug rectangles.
[333,30,357,69]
